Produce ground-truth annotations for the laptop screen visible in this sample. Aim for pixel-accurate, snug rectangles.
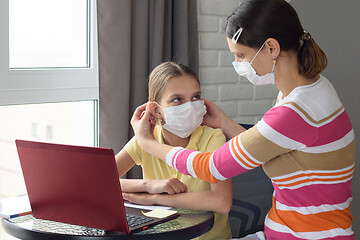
[16,140,129,233]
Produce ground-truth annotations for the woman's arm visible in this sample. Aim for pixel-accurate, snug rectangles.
[116,148,187,194]
[131,103,291,184]
[123,179,233,215]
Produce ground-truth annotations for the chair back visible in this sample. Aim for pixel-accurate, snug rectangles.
[228,124,274,238]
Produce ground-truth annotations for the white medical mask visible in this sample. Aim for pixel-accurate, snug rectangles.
[155,100,207,138]
[232,41,276,85]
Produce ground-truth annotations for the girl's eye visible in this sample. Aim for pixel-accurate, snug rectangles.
[192,95,201,101]
[172,98,181,103]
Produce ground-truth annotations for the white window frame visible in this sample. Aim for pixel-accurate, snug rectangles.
[0,0,99,106]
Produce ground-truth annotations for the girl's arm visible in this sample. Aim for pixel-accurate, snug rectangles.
[115,148,187,194]
[123,179,233,215]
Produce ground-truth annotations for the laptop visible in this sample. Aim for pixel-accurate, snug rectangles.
[15,139,179,234]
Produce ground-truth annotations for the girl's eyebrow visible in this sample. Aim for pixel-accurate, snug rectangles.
[168,93,183,98]
[168,91,201,99]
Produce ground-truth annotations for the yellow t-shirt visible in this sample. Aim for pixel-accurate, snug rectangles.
[124,125,232,240]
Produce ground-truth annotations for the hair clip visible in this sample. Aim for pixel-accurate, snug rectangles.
[301,30,312,41]
[299,30,312,49]
[232,27,243,44]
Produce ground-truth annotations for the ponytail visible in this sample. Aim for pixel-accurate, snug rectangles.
[297,33,328,79]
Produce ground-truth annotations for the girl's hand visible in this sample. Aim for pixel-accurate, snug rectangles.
[146,178,188,195]
[123,192,156,206]
[130,102,155,148]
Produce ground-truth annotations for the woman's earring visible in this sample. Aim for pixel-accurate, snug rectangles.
[273,56,277,64]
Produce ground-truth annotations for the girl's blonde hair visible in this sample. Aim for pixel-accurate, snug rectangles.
[148,62,200,102]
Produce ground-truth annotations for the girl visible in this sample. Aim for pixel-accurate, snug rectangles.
[130,0,355,239]
[115,62,233,240]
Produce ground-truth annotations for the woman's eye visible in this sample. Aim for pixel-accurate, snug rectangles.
[235,54,245,61]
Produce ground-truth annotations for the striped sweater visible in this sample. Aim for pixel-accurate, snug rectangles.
[165,75,355,239]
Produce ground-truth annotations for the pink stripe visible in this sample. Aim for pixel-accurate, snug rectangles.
[212,140,250,178]
[263,106,317,146]
[313,111,353,146]
[265,226,354,240]
[173,149,195,176]
[273,180,353,207]
[171,149,183,166]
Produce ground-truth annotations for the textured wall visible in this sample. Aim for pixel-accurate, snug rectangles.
[197,0,278,124]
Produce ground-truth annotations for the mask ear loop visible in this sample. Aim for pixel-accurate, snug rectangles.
[250,41,267,65]
[232,27,243,44]
[154,102,165,125]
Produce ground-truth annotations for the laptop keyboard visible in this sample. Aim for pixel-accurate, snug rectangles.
[10,215,107,236]
[126,213,155,228]
[9,213,155,235]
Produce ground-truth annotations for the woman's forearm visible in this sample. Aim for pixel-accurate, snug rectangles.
[140,138,174,162]
[220,116,247,139]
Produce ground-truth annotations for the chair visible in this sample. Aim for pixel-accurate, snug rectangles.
[228,124,274,238]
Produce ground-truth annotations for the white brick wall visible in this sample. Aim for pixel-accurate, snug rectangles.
[197,0,278,125]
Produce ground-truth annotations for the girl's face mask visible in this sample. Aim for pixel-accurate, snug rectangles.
[155,100,207,138]
[232,41,276,85]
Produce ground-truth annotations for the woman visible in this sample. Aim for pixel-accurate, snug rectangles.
[130,0,355,239]
[116,62,232,240]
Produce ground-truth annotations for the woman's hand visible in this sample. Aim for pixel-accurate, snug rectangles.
[146,178,188,194]
[202,99,227,129]
[202,99,245,139]
[131,103,174,161]
[130,102,155,148]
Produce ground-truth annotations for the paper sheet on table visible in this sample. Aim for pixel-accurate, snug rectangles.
[0,195,32,219]
[141,209,178,219]
[124,201,173,211]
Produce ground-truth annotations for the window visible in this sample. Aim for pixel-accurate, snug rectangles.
[0,0,98,105]
[9,0,89,69]
[0,1,98,237]
[0,0,98,214]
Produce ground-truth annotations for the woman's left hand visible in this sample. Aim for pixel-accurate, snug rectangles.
[130,102,156,148]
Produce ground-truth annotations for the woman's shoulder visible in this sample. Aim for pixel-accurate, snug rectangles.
[273,75,343,123]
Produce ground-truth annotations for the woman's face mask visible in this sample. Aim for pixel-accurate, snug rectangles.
[232,41,276,85]
[155,100,207,138]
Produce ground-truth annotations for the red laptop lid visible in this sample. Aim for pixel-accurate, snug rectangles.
[15,139,129,233]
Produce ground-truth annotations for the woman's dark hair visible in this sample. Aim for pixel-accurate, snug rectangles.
[226,0,327,78]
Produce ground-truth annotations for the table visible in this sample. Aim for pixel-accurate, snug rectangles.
[1,208,214,240]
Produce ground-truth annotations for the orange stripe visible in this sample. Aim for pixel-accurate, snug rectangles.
[192,152,219,184]
[275,174,353,188]
[268,198,353,232]
[274,165,355,183]
[230,137,253,169]
[235,135,259,166]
